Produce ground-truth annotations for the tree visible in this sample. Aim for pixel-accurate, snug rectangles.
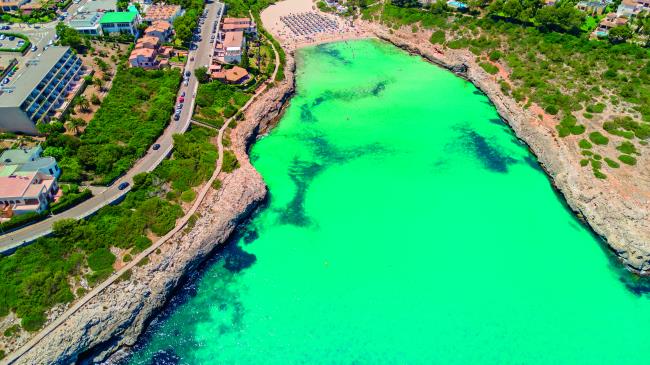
[94,78,105,92]
[66,118,85,135]
[56,23,85,53]
[77,95,91,113]
[91,94,101,105]
[195,66,209,83]
[535,1,585,34]
[392,0,420,7]
[609,25,633,44]
[241,48,250,69]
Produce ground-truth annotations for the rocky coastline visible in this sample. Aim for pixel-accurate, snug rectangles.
[369,27,650,275]
[6,55,297,365]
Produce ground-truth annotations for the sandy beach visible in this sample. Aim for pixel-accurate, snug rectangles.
[260,0,371,50]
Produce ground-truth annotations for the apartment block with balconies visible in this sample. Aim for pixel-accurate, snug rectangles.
[0,47,83,135]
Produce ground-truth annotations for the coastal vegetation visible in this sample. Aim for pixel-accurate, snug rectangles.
[0,126,216,334]
[194,81,252,127]
[363,0,650,179]
[41,67,181,185]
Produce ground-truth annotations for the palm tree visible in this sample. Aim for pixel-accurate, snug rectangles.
[94,77,105,92]
[77,95,90,113]
[66,118,84,135]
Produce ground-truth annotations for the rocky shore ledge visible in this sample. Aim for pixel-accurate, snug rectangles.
[7,56,297,365]
[368,26,650,274]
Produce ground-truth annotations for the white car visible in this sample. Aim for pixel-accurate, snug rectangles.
[0,35,5,40]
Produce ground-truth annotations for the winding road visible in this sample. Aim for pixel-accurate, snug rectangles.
[0,1,225,254]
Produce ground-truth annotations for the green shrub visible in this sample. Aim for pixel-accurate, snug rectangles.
[590,159,602,169]
[580,159,589,166]
[593,169,607,179]
[604,158,620,168]
[180,189,196,202]
[479,62,499,75]
[586,103,605,113]
[211,178,222,190]
[618,154,637,165]
[87,248,116,272]
[593,154,602,160]
[588,131,609,145]
[578,139,592,149]
[429,30,445,44]
[616,141,639,155]
[489,50,502,61]
[222,150,239,173]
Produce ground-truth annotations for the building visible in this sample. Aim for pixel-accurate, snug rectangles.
[0,47,84,135]
[0,146,61,217]
[0,146,61,179]
[129,48,159,68]
[100,11,139,36]
[211,66,249,84]
[68,11,104,35]
[0,172,59,217]
[221,17,257,34]
[595,12,629,36]
[215,30,245,64]
[616,0,650,17]
[144,20,173,41]
[135,35,161,50]
[576,1,607,15]
[143,4,182,23]
[0,0,27,12]
[79,0,117,13]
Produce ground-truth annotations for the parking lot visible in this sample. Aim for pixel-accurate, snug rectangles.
[0,34,27,51]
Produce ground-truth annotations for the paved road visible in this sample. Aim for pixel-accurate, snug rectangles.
[0,1,225,254]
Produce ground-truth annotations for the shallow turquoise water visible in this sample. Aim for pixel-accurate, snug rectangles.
[127,40,650,364]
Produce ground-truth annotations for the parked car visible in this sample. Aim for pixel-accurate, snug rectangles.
[184,80,189,86]
[174,114,180,121]
[31,45,37,52]
[177,103,183,109]
[181,91,186,97]
[8,36,14,41]
[0,35,5,40]
[178,96,184,103]
[118,182,129,190]
[152,143,161,150]
[185,70,191,77]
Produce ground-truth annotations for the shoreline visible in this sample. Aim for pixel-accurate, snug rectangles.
[6,7,650,364]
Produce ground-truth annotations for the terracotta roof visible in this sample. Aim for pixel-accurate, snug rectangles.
[145,4,181,20]
[226,66,248,82]
[145,20,172,33]
[129,48,156,59]
[136,35,161,48]
[223,17,251,24]
[223,31,244,49]
[0,175,33,197]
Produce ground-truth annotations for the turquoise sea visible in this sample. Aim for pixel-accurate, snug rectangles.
[126,40,650,364]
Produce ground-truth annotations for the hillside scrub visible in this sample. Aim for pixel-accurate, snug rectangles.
[43,68,181,185]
